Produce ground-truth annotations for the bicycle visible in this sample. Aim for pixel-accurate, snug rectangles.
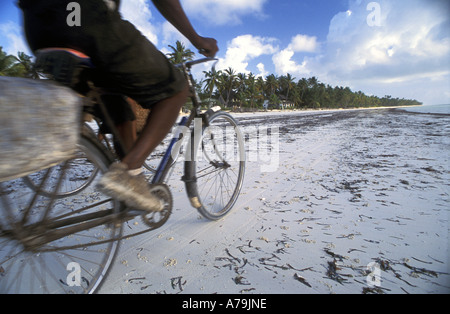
[0,48,246,294]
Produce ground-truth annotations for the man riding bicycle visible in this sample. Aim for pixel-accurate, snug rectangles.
[18,0,218,212]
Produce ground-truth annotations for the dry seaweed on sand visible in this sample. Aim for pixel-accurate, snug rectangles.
[293,273,312,288]
[325,260,352,284]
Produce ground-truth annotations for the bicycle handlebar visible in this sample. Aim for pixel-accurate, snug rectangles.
[176,57,218,70]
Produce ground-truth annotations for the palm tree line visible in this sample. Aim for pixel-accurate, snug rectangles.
[167,41,421,110]
[1,42,422,110]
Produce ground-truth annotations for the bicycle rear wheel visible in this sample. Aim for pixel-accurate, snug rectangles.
[22,143,99,198]
[184,111,245,220]
[0,128,122,294]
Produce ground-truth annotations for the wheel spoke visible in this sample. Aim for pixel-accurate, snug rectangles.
[0,132,122,293]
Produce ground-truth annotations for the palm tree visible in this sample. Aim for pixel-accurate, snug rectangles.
[280,73,296,100]
[0,49,42,79]
[245,73,256,110]
[220,67,238,107]
[201,68,223,108]
[290,87,303,108]
[235,72,247,107]
[167,41,195,64]
[297,78,308,108]
[0,47,25,77]
[202,68,221,95]
[265,74,279,103]
[256,76,265,96]
[307,76,319,89]
[16,52,40,79]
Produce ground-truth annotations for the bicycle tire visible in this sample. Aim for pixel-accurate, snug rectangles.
[22,148,100,199]
[184,111,245,220]
[0,127,122,294]
[22,124,100,198]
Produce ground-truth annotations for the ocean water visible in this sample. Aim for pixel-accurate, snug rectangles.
[400,104,450,114]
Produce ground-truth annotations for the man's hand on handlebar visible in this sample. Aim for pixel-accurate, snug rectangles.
[196,37,219,58]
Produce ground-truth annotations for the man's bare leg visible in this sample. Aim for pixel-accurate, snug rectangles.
[97,85,188,211]
[115,120,137,158]
[121,85,189,170]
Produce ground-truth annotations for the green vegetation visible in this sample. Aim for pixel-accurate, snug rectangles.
[197,67,422,111]
[1,43,422,110]
[164,41,422,111]
[0,47,40,79]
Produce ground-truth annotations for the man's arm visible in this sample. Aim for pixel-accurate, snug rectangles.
[151,0,218,57]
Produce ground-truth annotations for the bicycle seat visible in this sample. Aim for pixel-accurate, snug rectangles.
[35,48,94,87]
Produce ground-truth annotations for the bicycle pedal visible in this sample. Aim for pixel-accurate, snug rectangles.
[141,184,173,229]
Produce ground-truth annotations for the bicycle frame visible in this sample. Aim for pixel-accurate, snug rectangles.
[0,57,223,250]
[150,58,218,184]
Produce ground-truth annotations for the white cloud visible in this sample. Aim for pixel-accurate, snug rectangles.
[119,0,158,44]
[119,0,269,53]
[161,21,190,47]
[0,21,31,56]
[259,0,450,104]
[182,0,268,25]
[219,35,278,74]
[272,48,310,77]
[256,62,268,78]
[289,34,319,53]
[299,0,450,104]
[88,0,450,105]
[272,34,317,77]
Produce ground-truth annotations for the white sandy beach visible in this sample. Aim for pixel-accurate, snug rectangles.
[98,108,449,294]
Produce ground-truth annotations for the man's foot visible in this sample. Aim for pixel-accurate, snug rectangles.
[97,162,164,212]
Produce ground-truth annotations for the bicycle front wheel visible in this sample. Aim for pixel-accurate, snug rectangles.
[184,111,245,220]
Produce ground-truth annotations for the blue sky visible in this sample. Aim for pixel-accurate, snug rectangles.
[1,0,449,105]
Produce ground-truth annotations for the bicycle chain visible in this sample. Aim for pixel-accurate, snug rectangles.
[34,184,173,252]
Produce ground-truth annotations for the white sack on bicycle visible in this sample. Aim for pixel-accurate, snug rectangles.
[0,77,81,182]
